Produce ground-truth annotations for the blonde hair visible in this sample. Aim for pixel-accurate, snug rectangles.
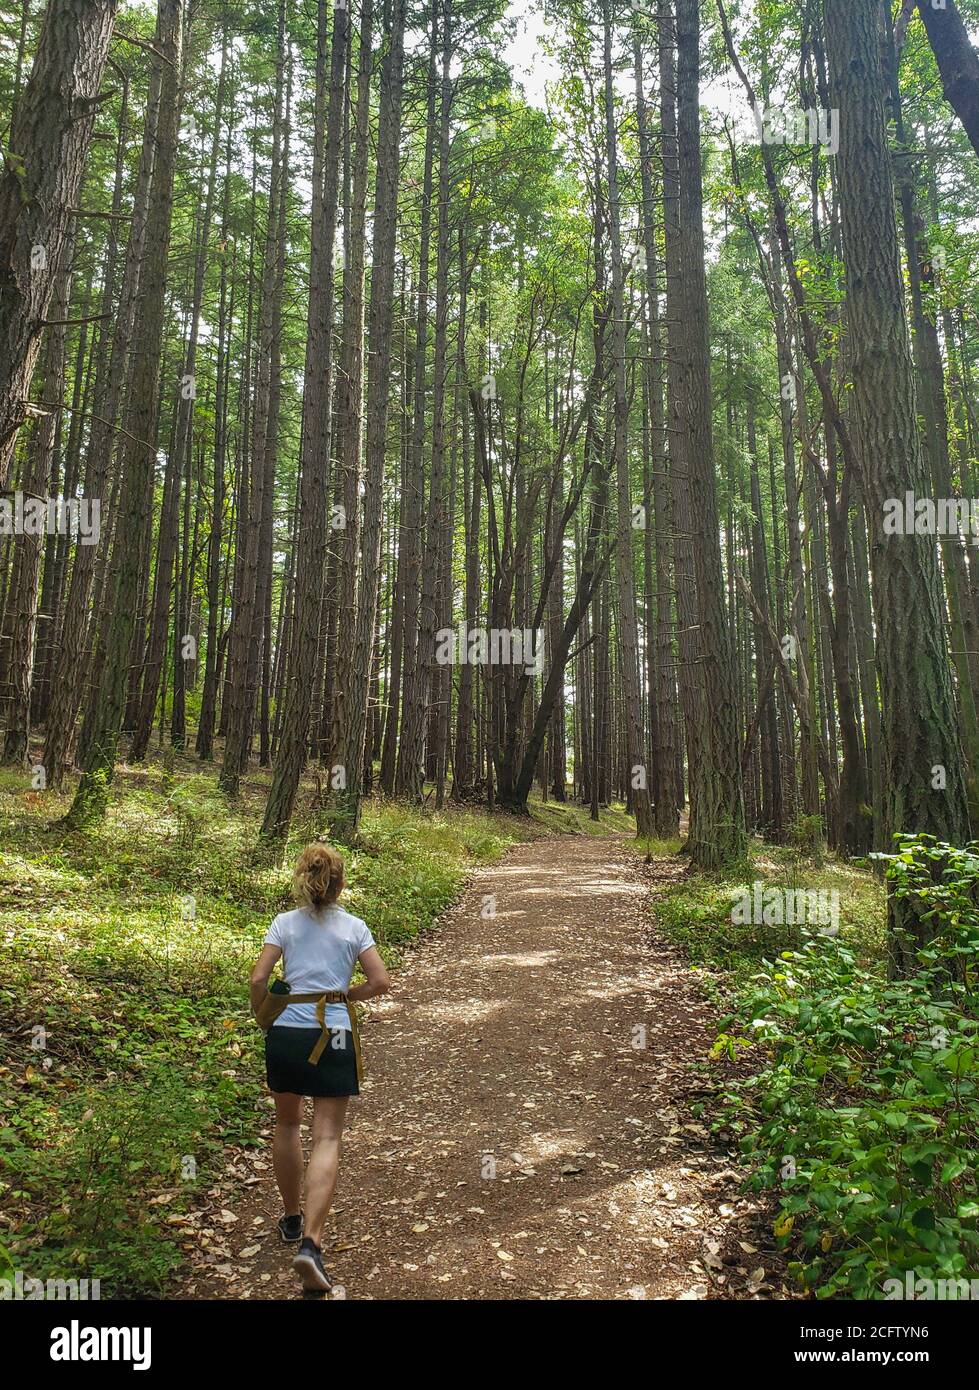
[293,841,345,912]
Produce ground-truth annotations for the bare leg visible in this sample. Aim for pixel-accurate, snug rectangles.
[271,1091,303,1216]
[303,1095,349,1245]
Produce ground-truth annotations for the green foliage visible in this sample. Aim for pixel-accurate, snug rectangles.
[786,813,827,866]
[636,834,685,858]
[0,761,523,1295]
[711,836,979,1299]
[875,835,979,991]
[654,846,883,986]
[4,1071,216,1293]
[529,797,637,838]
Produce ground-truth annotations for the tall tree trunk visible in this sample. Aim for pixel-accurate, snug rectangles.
[395,10,438,797]
[399,0,453,803]
[62,0,184,828]
[603,0,652,837]
[0,0,119,482]
[1,266,68,763]
[746,408,783,838]
[634,17,678,837]
[915,0,979,158]
[260,0,348,842]
[329,0,407,835]
[453,234,479,801]
[43,49,161,787]
[220,0,290,794]
[196,118,236,761]
[171,29,228,754]
[675,0,745,866]
[659,0,702,842]
[825,0,971,966]
[327,0,375,785]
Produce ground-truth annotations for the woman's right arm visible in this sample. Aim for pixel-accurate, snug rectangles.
[347,945,390,1002]
[250,943,282,1012]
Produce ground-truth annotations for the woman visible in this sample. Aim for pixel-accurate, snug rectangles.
[250,841,390,1293]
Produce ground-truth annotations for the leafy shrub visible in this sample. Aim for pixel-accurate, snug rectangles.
[656,875,800,978]
[5,1071,215,1294]
[875,835,979,993]
[714,835,979,1298]
[786,813,826,865]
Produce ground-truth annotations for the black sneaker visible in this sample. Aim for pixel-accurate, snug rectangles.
[292,1236,332,1291]
[278,1212,303,1243]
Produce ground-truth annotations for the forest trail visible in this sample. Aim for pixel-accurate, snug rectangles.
[180,836,779,1301]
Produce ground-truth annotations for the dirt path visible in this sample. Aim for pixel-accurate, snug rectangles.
[180,837,781,1301]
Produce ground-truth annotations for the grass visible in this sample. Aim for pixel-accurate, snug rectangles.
[636,834,685,858]
[527,794,636,837]
[650,836,886,996]
[0,754,629,1296]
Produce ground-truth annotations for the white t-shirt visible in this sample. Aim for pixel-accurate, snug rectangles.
[263,905,375,1030]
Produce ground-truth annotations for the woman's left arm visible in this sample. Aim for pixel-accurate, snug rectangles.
[250,944,282,1012]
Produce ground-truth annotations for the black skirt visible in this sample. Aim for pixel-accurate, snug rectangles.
[265,1025,359,1097]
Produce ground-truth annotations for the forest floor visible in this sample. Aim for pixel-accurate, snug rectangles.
[179,834,789,1301]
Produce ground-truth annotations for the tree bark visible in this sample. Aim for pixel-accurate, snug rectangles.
[825,0,971,965]
[220,0,290,794]
[1,265,68,763]
[62,0,184,828]
[0,0,119,483]
[260,0,349,842]
[916,0,979,158]
[675,0,745,866]
[602,0,653,837]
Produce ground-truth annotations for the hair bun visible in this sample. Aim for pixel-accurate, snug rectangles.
[293,842,345,911]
